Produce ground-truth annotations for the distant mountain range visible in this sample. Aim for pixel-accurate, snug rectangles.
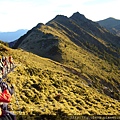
[0,29,28,42]
[97,17,120,36]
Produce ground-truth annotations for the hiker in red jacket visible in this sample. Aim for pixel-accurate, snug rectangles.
[0,81,15,119]
[0,82,11,114]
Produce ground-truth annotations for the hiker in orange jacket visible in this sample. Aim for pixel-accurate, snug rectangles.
[0,81,14,119]
[8,56,14,69]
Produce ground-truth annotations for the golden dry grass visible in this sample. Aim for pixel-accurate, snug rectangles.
[0,44,119,120]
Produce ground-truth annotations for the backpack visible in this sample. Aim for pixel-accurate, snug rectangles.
[0,84,16,120]
[1,56,5,63]
[9,56,13,63]
[0,62,3,71]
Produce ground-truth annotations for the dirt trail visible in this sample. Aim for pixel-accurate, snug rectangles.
[2,65,16,80]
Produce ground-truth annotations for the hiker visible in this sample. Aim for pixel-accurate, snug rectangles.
[8,56,14,69]
[0,80,16,120]
[0,62,3,79]
[0,56,5,76]
[3,57,9,75]
[0,68,2,82]
[2,57,8,75]
[1,55,5,64]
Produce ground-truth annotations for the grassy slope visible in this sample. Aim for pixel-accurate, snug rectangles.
[15,22,120,100]
[0,43,120,118]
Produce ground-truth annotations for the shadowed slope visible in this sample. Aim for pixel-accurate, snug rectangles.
[47,12,120,61]
[97,17,120,36]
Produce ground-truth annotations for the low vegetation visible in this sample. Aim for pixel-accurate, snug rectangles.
[1,12,120,119]
[0,44,119,120]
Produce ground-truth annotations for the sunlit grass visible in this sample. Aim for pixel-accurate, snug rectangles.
[0,42,120,119]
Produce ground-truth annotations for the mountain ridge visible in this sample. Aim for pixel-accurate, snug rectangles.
[13,12,120,65]
[97,17,120,36]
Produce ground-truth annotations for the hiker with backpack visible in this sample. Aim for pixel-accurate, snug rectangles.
[1,55,6,76]
[0,79,16,120]
[1,55,5,64]
[0,57,4,76]
[5,57,9,73]
[8,56,14,70]
[2,56,9,75]
[0,67,2,82]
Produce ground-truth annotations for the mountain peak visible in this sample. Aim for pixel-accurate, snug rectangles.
[53,15,68,21]
[70,12,87,21]
[98,17,120,23]
[34,23,44,29]
[107,17,116,20]
[46,14,69,25]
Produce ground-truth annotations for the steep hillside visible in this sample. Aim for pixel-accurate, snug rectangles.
[8,12,120,119]
[12,12,120,101]
[97,17,120,36]
[0,44,120,120]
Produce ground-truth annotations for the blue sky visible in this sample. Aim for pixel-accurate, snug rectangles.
[0,0,119,32]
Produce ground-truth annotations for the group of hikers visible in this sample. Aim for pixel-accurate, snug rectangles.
[0,55,16,120]
[0,55,14,79]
